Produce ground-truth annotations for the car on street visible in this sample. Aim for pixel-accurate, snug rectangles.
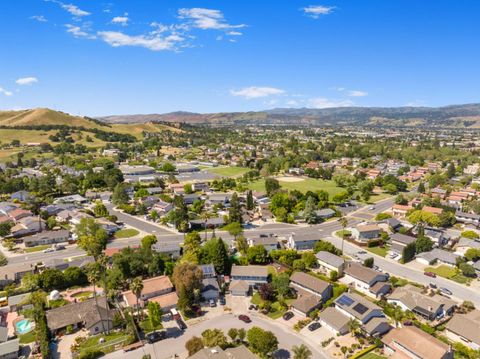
[146,331,166,344]
[176,319,187,330]
[424,271,437,278]
[209,299,216,307]
[369,206,375,210]
[282,311,294,321]
[238,315,251,323]
[43,247,55,253]
[308,322,321,331]
[219,297,226,305]
[429,282,437,289]
[440,287,453,295]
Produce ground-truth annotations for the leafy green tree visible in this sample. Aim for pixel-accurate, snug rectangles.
[303,196,318,224]
[363,257,374,268]
[247,327,278,358]
[461,230,480,239]
[415,236,434,254]
[173,263,203,312]
[228,192,242,223]
[418,181,425,193]
[76,218,108,260]
[314,239,341,255]
[201,328,227,348]
[465,248,480,262]
[246,190,254,210]
[247,245,269,265]
[141,234,157,253]
[112,183,130,206]
[459,263,476,277]
[202,237,230,275]
[402,242,416,263]
[265,177,280,196]
[407,210,441,227]
[185,336,204,356]
[301,252,317,269]
[235,235,249,255]
[93,201,109,217]
[182,231,202,264]
[147,301,162,330]
[0,222,13,237]
[272,273,291,297]
[224,221,243,240]
[228,328,238,341]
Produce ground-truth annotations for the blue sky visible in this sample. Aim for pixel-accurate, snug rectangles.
[1,0,479,116]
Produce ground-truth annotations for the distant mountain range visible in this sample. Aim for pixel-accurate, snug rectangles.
[98,103,480,128]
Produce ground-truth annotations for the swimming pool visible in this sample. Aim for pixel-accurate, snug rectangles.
[15,319,33,334]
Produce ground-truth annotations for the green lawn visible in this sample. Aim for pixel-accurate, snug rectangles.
[425,265,471,284]
[359,353,386,359]
[24,245,50,253]
[78,331,130,356]
[139,318,163,333]
[251,292,294,319]
[19,331,36,344]
[367,245,389,257]
[114,228,140,239]
[206,166,250,178]
[72,291,94,299]
[247,178,345,195]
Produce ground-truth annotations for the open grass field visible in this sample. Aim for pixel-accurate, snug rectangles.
[206,166,251,178]
[248,177,345,195]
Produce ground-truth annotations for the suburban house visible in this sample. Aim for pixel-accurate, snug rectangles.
[392,204,413,218]
[318,307,350,335]
[289,272,332,316]
[350,224,382,243]
[343,262,391,298]
[454,237,480,256]
[189,217,225,230]
[201,278,220,301]
[389,233,417,256]
[46,298,116,335]
[10,216,44,238]
[246,236,278,252]
[334,293,390,336]
[455,211,480,226]
[199,264,216,279]
[230,266,268,286]
[445,310,480,350]
[53,194,88,204]
[315,251,344,277]
[189,345,258,359]
[7,293,32,313]
[382,326,453,359]
[23,230,70,248]
[229,280,251,297]
[0,339,19,359]
[153,242,181,259]
[122,275,178,311]
[0,263,35,287]
[287,232,320,250]
[152,201,173,216]
[387,285,456,321]
[416,248,459,267]
[315,208,336,220]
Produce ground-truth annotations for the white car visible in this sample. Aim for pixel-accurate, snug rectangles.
[43,247,55,253]
[369,206,375,210]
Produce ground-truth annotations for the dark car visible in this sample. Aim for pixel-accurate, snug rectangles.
[219,297,226,305]
[238,315,251,323]
[176,319,187,330]
[424,271,437,278]
[282,311,294,321]
[308,322,321,331]
[146,331,166,344]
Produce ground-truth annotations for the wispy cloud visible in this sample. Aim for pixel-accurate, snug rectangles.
[16,77,39,86]
[111,13,129,26]
[30,15,48,22]
[0,87,13,97]
[61,3,90,17]
[302,5,335,19]
[65,24,96,39]
[178,8,245,30]
[97,31,184,51]
[348,90,368,97]
[307,97,354,108]
[230,86,285,99]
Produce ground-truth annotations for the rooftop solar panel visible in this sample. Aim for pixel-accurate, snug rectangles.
[337,295,354,307]
[353,303,368,315]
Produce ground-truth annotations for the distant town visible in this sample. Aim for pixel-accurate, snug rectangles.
[0,111,478,359]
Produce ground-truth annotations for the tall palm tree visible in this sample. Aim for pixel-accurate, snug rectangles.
[86,262,106,334]
[130,277,144,319]
[292,344,312,359]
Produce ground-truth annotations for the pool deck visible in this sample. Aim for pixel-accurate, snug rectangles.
[6,311,18,337]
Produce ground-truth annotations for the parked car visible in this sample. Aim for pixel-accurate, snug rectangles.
[146,331,166,344]
[429,282,437,289]
[238,315,251,323]
[308,322,321,331]
[424,271,437,278]
[176,319,187,330]
[440,287,453,295]
[43,247,55,253]
[282,311,294,321]
[249,304,258,310]
[219,297,226,305]
[209,299,216,307]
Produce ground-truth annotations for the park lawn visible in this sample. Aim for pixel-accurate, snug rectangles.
[24,245,50,253]
[248,178,345,196]
[19,331,36,344]
[114,228,140,239]
[367,245,389,257]
[206,166,250,178]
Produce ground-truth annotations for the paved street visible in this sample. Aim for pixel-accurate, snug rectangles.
[104,313,329,359]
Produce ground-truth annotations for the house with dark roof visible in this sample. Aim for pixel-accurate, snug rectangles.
[389,233,417,256]
[201,278,220,301]
[199,264,216,279]
[343,262,390,298]
[0,338,19,359]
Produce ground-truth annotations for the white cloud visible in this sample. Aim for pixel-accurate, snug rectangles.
[307,97,354,108]
[16,77,39,86]
[0,87,13,97]
[286,100,299,106]
[178,8,245,30]
[348,90,368,97]
[112,13,129,26]
[227,31,242,36]
[302,5,335,19]
[97,31,184,51]
[30,15,47,22]
[61,3,90,17]
[230,86,285,99]
[65,24,96,39]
